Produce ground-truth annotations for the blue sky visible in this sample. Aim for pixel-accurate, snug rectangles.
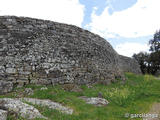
[80,0,138,27]
[79,0,155,57]
[0,0,160,57]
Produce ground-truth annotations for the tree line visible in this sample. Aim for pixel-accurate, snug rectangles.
[133,30,160,75]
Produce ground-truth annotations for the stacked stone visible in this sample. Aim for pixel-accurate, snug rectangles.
[119,55,141,74]
[0,16,140,90]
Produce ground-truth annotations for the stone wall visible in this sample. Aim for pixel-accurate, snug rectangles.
[119,55,142,74]
[0,16,126,86]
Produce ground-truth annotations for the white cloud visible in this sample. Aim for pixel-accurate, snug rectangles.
[87,0,160,38]
[115,42,149,57]
[0,0,84,27]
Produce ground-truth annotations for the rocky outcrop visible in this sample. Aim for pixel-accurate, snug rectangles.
[0,109,7,120]
[119,55,142,74]
[0,16,125,87]
[0,81,13,94]
[0,98,47,119]
[19,98,73,114]
[79,96,109,106]
[0,97,74,119]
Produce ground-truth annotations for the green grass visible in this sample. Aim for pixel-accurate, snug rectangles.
[1,73,160,120]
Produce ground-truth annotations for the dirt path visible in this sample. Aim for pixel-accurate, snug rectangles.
[143,103,160,120]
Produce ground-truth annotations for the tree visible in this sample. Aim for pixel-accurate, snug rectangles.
[149,30,160,74]
[133,52,150,74]
[149,30,160,52]
[133,30,160,75]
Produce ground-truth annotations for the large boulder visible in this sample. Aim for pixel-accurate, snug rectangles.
[0,16,125,85]
[0,98,47,119]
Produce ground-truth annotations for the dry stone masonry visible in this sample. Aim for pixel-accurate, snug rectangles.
[0,16,141,89]
[119,55,141,74]
[0,81,13,94]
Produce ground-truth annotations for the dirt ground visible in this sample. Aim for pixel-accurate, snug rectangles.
[143,103,160,120]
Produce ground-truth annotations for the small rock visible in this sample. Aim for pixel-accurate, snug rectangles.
[40,87,48,90]
[63,84,82,92]
[79,96,109,106]
[98,92,103,98]
[71,85,83,92]
[24,88,34,96]
[86,84,93,88]
[0,109,7,120]
[62,84,75,91]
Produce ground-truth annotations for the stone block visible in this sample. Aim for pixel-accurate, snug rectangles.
[0,80,13,94]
